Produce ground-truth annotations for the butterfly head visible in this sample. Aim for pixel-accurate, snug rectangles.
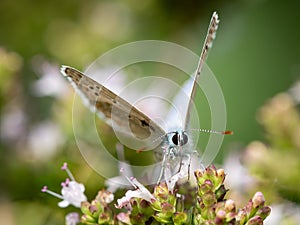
[167,130,189,147]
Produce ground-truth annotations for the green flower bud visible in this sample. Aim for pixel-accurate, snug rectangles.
[257,206,271,220]
[237,209,247,224]
[226,212,237,222]
[246,215,263,225]
[81,201,91,215]
[206,165,217,177]
[199,180,214,195]
[153,212,173,223]
[81,214,96,224]
[90,200,102,218]
[161,202,175,213]
[173,212,188,225]
[130,212,146,224]
[139,199,155,218]
[154,182,169,201]
[213,169,225,190]
[151,199,161,211]
[98,212,110,224]
[202,190,216,207]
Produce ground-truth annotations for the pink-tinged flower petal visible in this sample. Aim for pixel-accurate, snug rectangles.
[117,212,131,224]
[41,186,48,192]
[116,196,132,210]
[65,212,80,225]
[130,178,155,202]
[61,162,68,170]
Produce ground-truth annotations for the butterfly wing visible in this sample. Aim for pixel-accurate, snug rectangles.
[183,12,220,130]
[61,66,166,143]
[164,12,219,134]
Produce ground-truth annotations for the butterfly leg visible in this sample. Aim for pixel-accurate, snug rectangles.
[176,154,183,175]
[187,153,192,180]
[176,142,183,175]
[157,153,167,184]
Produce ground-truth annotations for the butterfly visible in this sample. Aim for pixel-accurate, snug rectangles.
[60,12,231,182]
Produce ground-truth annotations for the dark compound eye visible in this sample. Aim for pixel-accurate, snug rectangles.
[171,132,189,146]
[182,132,188,145]
[172,133,179,145]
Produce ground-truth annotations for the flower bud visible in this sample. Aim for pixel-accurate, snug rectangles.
[216,209,226,219]
[252,192,265,208]
[247,215,263,225]
[98,212,110,224]
[81,214,96,224]
[161,202,175,213]
[81,201,91,215]
[201,190,216,206]
[154,182,169,200]
[96,190,114,206]
[116,212,130,224]
[173,212,188,224]
[257,206,271,220]
[225,199,236,212]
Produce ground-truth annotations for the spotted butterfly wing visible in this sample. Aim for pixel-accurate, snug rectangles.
[61,66,166,142]
[165,12,220,133]
[153,12,220,182]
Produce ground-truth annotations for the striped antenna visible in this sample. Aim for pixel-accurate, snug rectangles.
[189,128,233,135]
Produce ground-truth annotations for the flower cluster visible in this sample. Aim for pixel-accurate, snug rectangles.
[81,190,115,224]
[240,92,300,223]
[194,166,270,224]
[42,163,271,225]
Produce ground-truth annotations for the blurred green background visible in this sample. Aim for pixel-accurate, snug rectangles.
[1,0,300,224]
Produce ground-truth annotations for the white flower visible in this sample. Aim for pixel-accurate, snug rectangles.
[42,162,87,208]
[59,179,87,208]
[115,177,155,209]
[65,212,80,225]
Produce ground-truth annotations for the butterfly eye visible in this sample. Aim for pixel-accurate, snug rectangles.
[171,133,179,146]
[182,132,189,145]
[171,132,189,146]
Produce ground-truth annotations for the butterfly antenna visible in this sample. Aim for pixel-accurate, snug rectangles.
[188,128,233,135]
